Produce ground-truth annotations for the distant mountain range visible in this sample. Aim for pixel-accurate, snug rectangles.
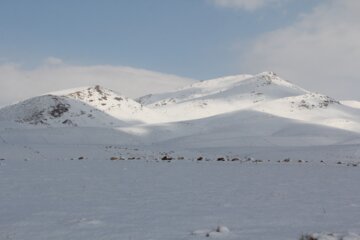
[0,72,359,162]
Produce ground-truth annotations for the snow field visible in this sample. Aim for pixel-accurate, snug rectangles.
[1,160,360,240]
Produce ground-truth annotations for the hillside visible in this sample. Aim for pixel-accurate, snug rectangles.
[341,100,360,109]
[0,85,163,127]
[138,72,360,133]
[0,72,359,161]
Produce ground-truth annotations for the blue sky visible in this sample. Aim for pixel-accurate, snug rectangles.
[0,0,359,102]
[0,0,322,79]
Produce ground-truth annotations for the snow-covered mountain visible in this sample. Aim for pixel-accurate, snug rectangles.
[138,72,359,133]
[0,72,359,161]
[0,85,163,127]
[138,72,307,107]
[1,74,359,240]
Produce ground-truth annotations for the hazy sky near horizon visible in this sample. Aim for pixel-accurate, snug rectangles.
[0,0,359,103]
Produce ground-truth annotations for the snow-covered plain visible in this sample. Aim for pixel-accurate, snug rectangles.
[0,72,360,239]
[1,160,360,240]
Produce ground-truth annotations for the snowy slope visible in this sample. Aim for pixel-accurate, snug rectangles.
[254,93,360,132]
[138,72,360,133]
[0,72,359,161]
[146,110,359,148]
[139,72,307,106]
[137,72,309,121]
[55,85,164,124]
[0,85,163,127]
[341,100,360,109]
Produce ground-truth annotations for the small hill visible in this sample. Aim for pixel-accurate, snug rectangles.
[137,72,360,133]
[0,85,163,127]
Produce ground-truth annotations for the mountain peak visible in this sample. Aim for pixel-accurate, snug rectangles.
[256,71,290,83]
[258,71,278,77]
[61,85,128,104]
[68,84,115,95]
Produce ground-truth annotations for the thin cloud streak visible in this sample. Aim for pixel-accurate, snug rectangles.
[210,0,285,10]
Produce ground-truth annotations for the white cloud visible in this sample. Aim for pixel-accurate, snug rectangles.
[242,0,360,100]
[211,0,283,10]
[0,60,195,107]
[44,57,64,65]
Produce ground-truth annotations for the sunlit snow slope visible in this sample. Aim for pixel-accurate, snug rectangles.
[0,72,359,160]
[139,72,360,133]
[0,85,163,127]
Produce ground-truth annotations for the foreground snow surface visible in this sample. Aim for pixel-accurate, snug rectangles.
[1,160,360,240]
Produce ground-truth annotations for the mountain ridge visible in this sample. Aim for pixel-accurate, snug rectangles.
[0,72,359,137]
[0,72,359,161]
[0,85,164,127]
[1,72,359,132]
